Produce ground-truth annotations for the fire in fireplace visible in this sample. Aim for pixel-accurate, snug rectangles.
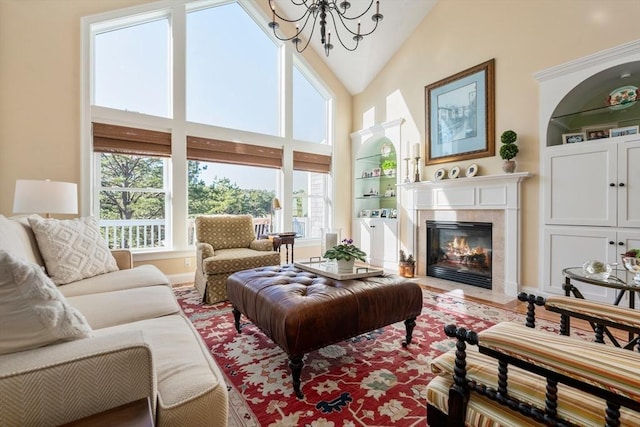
[426,220,492,289]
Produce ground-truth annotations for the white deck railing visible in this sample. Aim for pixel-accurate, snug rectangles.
[100,219,166,250]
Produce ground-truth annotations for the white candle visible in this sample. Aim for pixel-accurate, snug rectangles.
[413,143,421,158]
[326,233,337,249]
[405,141,411,158]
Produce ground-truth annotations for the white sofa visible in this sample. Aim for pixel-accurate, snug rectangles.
[0,215,228,426]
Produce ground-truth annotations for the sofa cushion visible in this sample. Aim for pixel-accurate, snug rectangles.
[95,314,228,425]
[202,248,281,275]
[0,250,93,355]
[67,286,180,329]
[28,216,118,285]
[0,214,44,267]
[58,265,170,297]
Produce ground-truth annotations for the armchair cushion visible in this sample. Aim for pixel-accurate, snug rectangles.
[28,216,118,285]
[0,250,93,355]
[202,247,281,275]
[195,214,256,249]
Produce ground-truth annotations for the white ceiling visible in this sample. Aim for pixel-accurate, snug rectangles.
[271,0,438,95]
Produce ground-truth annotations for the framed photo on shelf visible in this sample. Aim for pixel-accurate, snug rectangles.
[562,132,586,144]
[582,123,616,141]
[370,210,380,218]
[425,59,495,165]
[610,125,639,138]
[380,208,389,218]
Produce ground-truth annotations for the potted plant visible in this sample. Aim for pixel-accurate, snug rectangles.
[399,249,415,278]
[380,159,396,176]
[499,130,519,173]
[324,238,367,272]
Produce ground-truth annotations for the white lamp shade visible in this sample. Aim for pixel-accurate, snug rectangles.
[13,180,78,216]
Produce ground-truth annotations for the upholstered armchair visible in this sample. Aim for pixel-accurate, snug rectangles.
[194,215,281,304]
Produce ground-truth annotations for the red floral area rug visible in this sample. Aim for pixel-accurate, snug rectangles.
[174,286,560,427]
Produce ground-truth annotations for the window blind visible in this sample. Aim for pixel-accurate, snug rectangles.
[187,135,283,169]
[92,122,171,157]
[293,151,331,173]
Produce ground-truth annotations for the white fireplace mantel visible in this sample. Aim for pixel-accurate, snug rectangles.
[399,172,532,296]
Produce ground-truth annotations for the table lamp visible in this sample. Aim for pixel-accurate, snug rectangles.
[13,179,78,218]
[271,197,281,233]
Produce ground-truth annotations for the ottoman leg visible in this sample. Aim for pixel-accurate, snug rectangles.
[402,317,417,347]
[232,308,242,333]
[289,356,305,399]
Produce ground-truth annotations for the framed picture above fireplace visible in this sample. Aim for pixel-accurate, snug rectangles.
[424,59,495,165]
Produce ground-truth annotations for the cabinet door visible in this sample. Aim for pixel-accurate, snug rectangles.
[618,139,640,228]
[354,219,373,262]
[543,226,618,302]
[378,219,398,268]
[545,145,616,226]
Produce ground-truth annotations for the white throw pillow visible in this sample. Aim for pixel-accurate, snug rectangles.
[28,216,118,285]
[0,250,93,355]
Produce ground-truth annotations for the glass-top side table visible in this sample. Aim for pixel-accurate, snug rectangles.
[562,267,637,309]
[561,266,638,348]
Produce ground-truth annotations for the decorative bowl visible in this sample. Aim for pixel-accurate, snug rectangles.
[621,256,640,284]
[582,260,612,280]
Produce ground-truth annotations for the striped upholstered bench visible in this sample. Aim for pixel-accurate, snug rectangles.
[427,321,640,426]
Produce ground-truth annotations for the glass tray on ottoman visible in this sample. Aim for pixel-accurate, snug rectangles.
[293,258,385,280]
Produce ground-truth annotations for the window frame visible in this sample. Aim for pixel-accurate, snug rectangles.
[81,0,336,258]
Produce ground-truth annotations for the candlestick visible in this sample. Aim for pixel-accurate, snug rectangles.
[403,158,411,183]
[414,156,421,182]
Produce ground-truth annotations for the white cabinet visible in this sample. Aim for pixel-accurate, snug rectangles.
[353,219,398,269]
[543,227,640,302]
[542,137,640,303]
[544,138,640,227]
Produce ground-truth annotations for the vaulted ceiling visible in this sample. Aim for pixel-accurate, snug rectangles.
[270,0,438,94]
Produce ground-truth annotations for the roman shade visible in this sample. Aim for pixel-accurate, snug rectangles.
[293,151,331,174]
[92,123,171,157]
[187,136,283,169]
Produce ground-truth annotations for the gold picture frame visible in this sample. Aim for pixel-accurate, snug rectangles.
[425,59,495,165]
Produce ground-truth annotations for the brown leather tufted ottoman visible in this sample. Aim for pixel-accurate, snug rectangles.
[226,264,423,398]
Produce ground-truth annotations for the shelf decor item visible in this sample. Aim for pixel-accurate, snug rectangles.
[381,159,396,176]
[425,59,495,165]
[606,85,638,110]
[609,125,639,138]
[448,166,461,179]
[323,238,367,273]
[499,129,519,173]
[621,249,640,284]
[562,132,586,144]
[465,163,478,177]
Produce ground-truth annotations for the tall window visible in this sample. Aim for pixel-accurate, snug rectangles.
[186,3,279,135]
[86,0,333,253]
[293,64,328,144]
[94,18,170,117]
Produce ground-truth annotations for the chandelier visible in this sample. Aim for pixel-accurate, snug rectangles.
[268,1,383,57]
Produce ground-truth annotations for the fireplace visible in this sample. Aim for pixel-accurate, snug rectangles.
[426,220,492,289]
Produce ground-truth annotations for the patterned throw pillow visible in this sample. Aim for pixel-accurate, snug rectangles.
[28,216,118,285]
[0,250,93,355]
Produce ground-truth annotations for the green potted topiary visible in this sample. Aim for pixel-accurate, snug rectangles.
[499,130,519,173]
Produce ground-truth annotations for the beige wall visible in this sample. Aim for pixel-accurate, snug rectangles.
[352,0,640,290]
[0,0,352,276]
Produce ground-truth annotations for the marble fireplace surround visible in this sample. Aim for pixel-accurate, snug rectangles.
[401,172,531,297]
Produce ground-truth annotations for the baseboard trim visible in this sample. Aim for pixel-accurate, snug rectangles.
[167,272,194,286]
